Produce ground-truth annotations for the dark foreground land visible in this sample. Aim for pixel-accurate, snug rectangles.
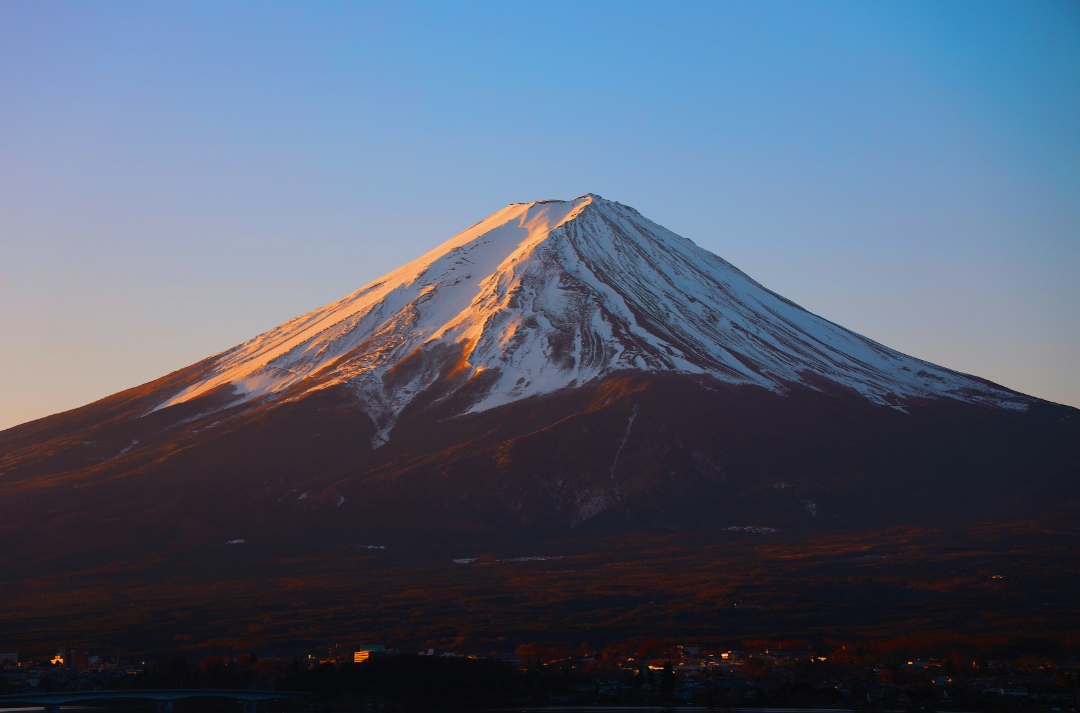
[2,519,1078,656]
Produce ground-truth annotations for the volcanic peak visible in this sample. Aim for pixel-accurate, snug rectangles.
[155,194,1029,445]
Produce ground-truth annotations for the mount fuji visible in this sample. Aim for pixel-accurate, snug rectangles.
[2,193,1078,653]
[0,194,1074,541]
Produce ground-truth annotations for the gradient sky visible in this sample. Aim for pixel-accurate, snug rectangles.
[1,0,1078,430]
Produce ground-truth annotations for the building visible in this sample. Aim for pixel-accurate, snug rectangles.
[353,645,387,663]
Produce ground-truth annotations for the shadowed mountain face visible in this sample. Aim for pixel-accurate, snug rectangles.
[1,195,1077,653]
[1,372,1077,554]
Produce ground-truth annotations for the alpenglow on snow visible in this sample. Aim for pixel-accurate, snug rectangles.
[157,194,1027,445]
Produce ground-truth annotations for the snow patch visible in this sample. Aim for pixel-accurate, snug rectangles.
[452,555,565,565]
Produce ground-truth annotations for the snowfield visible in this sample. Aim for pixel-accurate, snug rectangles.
[155,194,1029,445]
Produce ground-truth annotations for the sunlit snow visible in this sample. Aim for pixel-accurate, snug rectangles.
[154,194,1028,446]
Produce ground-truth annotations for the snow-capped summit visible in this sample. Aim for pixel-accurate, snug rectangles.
[157,194,1027,444]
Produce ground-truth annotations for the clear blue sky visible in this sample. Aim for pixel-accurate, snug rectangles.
[1,0,1078,429]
